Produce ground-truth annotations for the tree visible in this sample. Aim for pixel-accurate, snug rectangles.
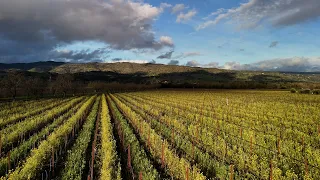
[3,71,25,100]
[53,74,74,97]
[25,77,46,97]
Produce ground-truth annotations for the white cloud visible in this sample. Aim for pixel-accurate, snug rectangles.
[160,3,172,12]
[221,57,320,72]
[109,59,149,64]
[173,52,202,59]
[177,9,197,23]
[172,4,185,14]
[203,8,226,20]
[159,36,174,47]
[198,0,320,30]
[186,60,201,67]
[186,57,320,72]
[203,62,219,68]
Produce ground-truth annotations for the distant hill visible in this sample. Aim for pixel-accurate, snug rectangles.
[1,61,320,84]
[0,61,65,72]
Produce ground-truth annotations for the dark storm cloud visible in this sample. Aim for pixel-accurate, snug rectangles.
[269,41,279,48]
[168,60,179,65]
[0,0,173,63]
[112,58,123,62]
[157,51,174,59]
[49,48,111,63]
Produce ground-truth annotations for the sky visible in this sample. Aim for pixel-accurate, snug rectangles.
[0,0,320,72]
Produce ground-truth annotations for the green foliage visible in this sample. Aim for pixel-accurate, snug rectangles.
[6,96,96,180]
[61,96,100,180]
[290,88,297,93]
[100,94,121,180]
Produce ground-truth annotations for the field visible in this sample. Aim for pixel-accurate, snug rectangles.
[0,90,319,180]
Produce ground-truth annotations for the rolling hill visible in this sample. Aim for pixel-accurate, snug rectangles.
[1,61,320,85]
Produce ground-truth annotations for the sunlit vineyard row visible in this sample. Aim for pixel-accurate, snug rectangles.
[0,90,319,180]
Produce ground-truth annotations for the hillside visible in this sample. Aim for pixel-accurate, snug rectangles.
[1,61,320,85]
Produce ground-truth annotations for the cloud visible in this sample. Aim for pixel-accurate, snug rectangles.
[159,36,174,47]
[157,51,174,59]
[182,57,320,72]
[112,58,123,61]
[222,62,243,70]
[186,60,200,67]
[269,41,279,48]
[49,48,111,63]
[160,3,172,11]
[173,52,202,59]
[0,0,173,63]
[172,4,185,14]
[168,60,179,65]
[221,57,320,72]
[240,49,245,51]
[109,59,148,64]
[177,9,197,23]
[203,62,219,68]
[203,8,226,20]
[198,0,320,30]
[149,59,156,64]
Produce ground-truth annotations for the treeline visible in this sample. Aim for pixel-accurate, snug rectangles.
[1,71,320,100]
[0,71,159,100]
[160,81,320,90]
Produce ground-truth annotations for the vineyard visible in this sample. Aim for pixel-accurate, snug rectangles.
[0,90,319,180]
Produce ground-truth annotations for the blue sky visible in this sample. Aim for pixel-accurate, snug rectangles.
[0,0,320,71]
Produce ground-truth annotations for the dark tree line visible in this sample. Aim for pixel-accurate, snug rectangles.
[0,71,157,100]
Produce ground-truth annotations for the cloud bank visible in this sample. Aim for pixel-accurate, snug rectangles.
[172,4,185,14]
[0,0,173,63]
[186,57,320,72]
[173,52,202,59]
[198,0,320,30]
[177,10,197,23]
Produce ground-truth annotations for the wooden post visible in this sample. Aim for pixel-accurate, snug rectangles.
[52,148,55,177]
[277,136,281,155]
[161,141,165,168]
[196,126,199,144]
[192,141,195,160]
[127,145,131,169]
[229,164,234,180]
[171,128,175,143]
[305,158,308,177]
[147,129,150,148]
[269,160,273,180]
[7,151,10,172]
[186,166,189,180]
